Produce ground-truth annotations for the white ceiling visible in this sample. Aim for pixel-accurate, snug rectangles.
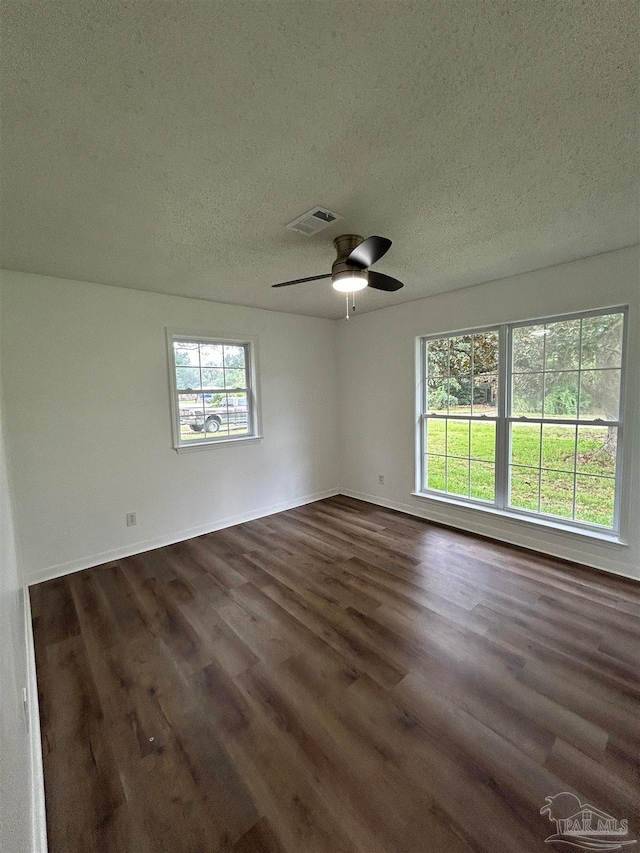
[1,2,638,320]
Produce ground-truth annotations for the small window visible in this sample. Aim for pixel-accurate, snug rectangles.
[167,332,260,450]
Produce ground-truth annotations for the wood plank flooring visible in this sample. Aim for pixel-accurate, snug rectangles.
[31,496,640,853]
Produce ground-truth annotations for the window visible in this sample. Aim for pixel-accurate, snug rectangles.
[418,308,627,536]
[167,332,260,450]
[423,329,499,502]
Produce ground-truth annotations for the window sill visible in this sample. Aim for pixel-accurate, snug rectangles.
[411,490,626,547]
[175,435,263,453]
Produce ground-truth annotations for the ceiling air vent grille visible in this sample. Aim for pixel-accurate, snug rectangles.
[285,207,342,236]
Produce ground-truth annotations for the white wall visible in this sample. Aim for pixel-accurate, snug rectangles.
[337,246,640,579]
[0,271,339,585]
[1,250,638,589]
[0,286,32,853]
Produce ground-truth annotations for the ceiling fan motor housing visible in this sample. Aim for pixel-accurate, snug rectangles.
[331,234,367,286]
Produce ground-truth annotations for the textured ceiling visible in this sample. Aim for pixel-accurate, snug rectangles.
[1,1,638,319]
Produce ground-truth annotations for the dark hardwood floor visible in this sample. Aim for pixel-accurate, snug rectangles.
[31,496,640,853]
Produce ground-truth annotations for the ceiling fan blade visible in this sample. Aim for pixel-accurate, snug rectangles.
[367,270,404,292]
[347,236,392,269]
[271,273,332,288]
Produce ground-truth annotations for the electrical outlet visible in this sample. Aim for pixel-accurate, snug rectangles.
[378,474,385,485]
[126,512,137,527]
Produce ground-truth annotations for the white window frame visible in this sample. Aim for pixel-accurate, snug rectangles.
[415,306,628,542]
[167,329,262,452]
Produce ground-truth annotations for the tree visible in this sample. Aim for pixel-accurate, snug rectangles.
[173,344,200,390]
[512,314,623,454]
[427,331,498,410]
[173,342,247,396]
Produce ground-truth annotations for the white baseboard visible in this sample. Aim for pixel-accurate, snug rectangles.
[339,489,639,583]
[25,488,340,587]
[24,482,636,588]
[23,587,48,853]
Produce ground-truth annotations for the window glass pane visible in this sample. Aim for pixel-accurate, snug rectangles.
[470,461,495,502]
[426,380,450,414]
[544,319,581,371]
[580,313,623,369]
[512,372,543,417]
[426,419,446,454]
[576,426,617,477]
[180,430,204,443]
[510,466,539,511]
[426,455,446,491]
[543,371,578,418]
[541,424,576,473]
[513,325,545,372]
[447,458,470,497]
[224,368,247,390]
[201,368,224,390]
[473,331,498,373]
[540,470,574,519]
[200,344,223,367]
[575,475,615,527]
[426,339,450,414]
[205,411,229,436]
[178,393,205,441]
[472,331,498,416]
[579,369,620,421]
[174,342,200,366]
[203,393,233,437]
[202,391,223,410]
[470,421,495,462]
[447,419,470,458]
[175,366,201,390]
[224,345,246,368]
[448,336,472,415]
[226,392,249,436]
[510,423,541,468]
[472,374,498,417]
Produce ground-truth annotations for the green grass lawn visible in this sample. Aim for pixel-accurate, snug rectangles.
[425,418,616,527]
[180,423,249,441]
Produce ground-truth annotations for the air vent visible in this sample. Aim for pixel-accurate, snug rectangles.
[285,206,342,236]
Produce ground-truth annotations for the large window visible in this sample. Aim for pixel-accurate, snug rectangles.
[167,332,260,450]
[418,308,627,535]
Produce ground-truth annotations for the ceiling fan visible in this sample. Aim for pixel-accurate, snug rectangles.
[272,234,404,315]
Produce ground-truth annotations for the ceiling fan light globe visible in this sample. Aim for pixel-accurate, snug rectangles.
[332,272,368,293]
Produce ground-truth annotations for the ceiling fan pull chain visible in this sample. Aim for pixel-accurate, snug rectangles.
[352,292,356,313]
[345,295,350,320]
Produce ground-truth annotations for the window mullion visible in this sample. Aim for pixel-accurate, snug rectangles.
[572,423,578,520]
[495,324,510,510]
[613,421,624,535]
[420,413,426,491]
[420,338,426,492]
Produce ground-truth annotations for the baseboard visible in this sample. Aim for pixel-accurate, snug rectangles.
[339,489,640,584]
[23,587,48,852]
[25,487,340,587]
